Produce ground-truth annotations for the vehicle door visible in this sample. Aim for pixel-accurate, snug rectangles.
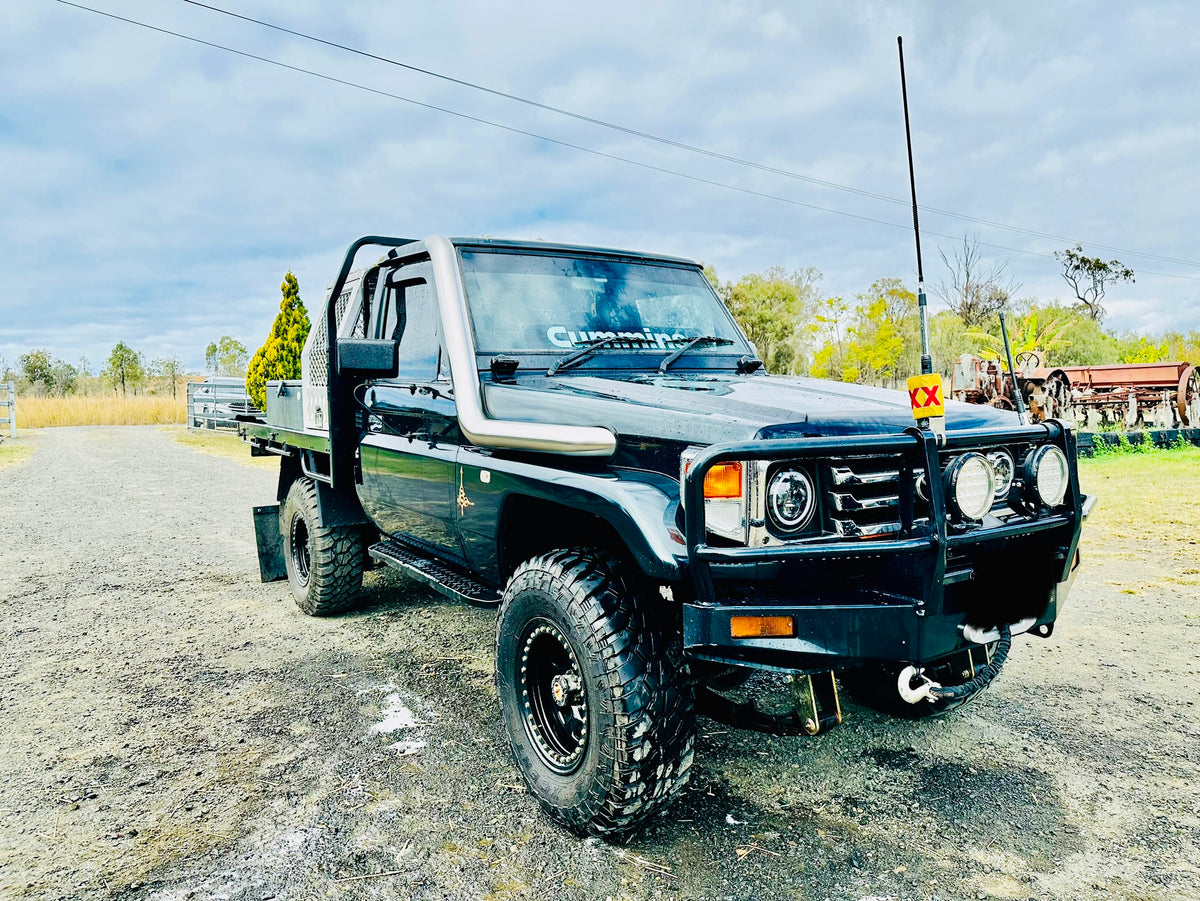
[356,258,464,561]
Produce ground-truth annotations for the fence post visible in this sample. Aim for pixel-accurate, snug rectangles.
[3,381,14,437]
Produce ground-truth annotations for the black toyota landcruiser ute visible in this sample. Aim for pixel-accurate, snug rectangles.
[240,234,1091,836]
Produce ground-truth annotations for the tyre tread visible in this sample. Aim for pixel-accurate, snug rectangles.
[497,548,694,836]
[283,478,363,616]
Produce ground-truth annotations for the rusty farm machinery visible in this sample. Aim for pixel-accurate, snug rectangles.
[951,354,1199,431]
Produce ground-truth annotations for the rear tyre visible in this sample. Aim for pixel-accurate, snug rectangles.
[281,477,363,616]
[495,549,695,837]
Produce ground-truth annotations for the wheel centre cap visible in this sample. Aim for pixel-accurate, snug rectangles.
[550,673,581,707]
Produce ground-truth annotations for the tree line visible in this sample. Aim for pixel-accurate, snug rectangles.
[0,271,309,409]
[2,244,1194,402]
[707,237,1197,385]
[0,338,253,400]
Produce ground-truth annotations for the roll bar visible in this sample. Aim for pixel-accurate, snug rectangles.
[324,236,617,488]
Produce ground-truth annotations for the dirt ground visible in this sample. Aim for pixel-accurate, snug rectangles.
[1,426,1197,901]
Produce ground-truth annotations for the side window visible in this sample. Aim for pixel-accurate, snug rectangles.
[376,262,441,382]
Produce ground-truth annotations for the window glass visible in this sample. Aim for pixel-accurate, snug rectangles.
[378,263,440,381]
[459,251,748,355]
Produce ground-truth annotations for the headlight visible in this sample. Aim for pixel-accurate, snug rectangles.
[986,449,1016,500]
[945,452,996,521]
[1027,445,1070,507]
[766,468,816,532]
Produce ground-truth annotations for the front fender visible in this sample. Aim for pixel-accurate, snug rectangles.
[456,447,683,583]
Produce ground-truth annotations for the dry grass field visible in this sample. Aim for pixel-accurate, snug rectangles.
[12,394,187,428]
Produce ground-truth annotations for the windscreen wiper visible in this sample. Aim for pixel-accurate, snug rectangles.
[658,336,734,373]
[547,335,627,376]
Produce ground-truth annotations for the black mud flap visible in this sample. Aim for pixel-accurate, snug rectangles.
[253,504,287,583]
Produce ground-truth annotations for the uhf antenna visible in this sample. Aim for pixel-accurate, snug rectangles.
[898,36,933,377]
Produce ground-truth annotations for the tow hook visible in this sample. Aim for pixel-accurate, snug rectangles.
[897,667,942,704]
[898,622,1015,704]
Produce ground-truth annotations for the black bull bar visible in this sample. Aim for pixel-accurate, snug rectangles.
[680,422,1084,671]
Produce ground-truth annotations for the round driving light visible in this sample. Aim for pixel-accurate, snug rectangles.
[946,453,996,521]
[986,449,1016,500]
[1030,445,1070,507]
[767,468,816,532]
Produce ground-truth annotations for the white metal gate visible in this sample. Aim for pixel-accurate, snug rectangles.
[0,381,14,437]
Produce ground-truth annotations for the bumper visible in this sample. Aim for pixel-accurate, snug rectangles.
[681,423,1086,671]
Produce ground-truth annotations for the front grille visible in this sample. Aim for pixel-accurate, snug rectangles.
[826,455,924,537]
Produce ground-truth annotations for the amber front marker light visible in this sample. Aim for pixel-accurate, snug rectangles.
[703,462,743,499]
[730,615,796,639]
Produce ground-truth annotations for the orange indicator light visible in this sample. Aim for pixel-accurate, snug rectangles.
[730,615,795,639]
[703,462,743,499]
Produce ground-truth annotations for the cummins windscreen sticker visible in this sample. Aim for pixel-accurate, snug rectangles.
[547,327,690,349]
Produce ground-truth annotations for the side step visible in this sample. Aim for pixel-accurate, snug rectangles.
[369,538,501,608]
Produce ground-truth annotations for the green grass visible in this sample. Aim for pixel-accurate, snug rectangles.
[1086,430,1194,457]
[0,438,34,470]
[161,425,277,469]
[1078,444,1200,588]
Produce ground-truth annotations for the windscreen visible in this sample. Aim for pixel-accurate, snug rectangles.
[459,250,749,355]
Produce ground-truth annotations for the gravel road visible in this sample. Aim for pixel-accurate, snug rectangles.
[1,426,1197,901]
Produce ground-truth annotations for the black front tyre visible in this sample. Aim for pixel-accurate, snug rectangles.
[281,477,364,616]
[495,550,695,837]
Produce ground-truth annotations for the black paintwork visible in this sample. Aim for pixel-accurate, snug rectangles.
[253,236,1087,676]
[348,365,1084,673]
[482,369,1017,458]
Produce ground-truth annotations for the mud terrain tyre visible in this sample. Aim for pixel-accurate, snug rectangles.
[495,549,695,837]
[281,477,363,616]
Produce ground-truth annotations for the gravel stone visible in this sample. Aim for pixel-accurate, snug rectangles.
[0,426,1197,900]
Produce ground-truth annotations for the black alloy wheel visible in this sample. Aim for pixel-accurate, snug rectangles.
[518,619,589,773]
[289,514,311,587]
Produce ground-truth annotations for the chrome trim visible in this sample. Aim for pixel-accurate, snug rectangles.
[831,492,900,512]
[1081,493,1098,520]
[831,519,898,538]
[426,235,617,457]
[830,466,899,486]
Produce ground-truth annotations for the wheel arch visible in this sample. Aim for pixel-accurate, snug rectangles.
[495,486,683,586]
[276,452,370,527]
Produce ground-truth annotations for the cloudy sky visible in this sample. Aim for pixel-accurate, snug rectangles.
[3,0,1199,373]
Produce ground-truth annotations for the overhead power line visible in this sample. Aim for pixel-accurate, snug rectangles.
[51,0,1200,284]
[175,0,1200,272]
